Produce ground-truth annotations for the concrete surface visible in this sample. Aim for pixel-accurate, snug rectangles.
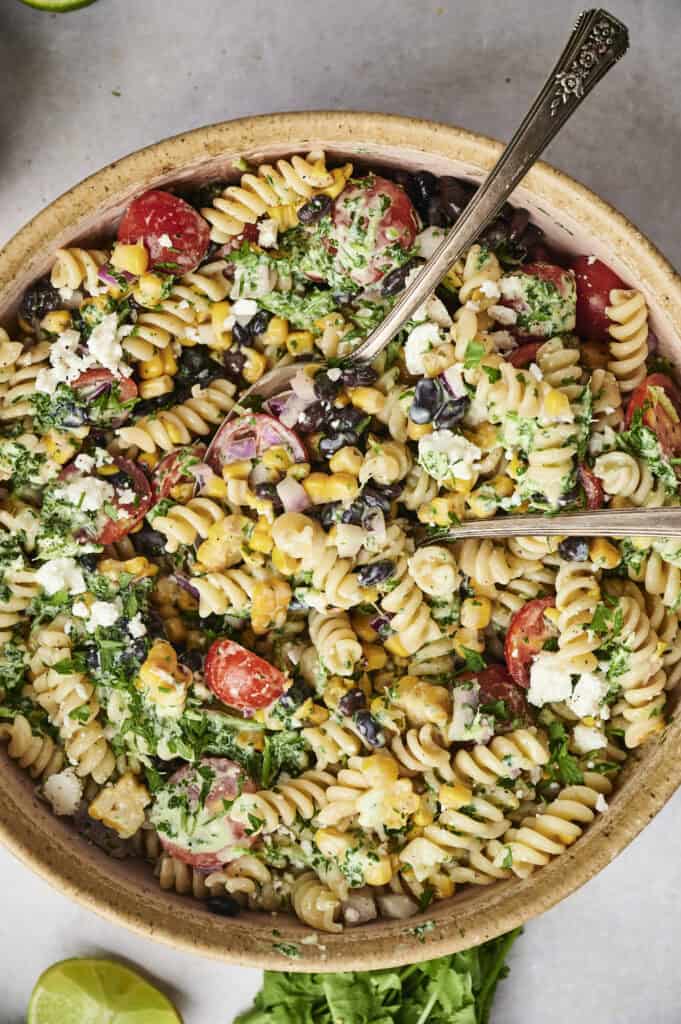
[1,0,680,1020]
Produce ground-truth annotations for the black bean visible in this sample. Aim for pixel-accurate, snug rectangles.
[338,689,367,716]
[253,482,283,513]
[318,501,343,529]
[133,523,168,557]
[296,400,329,434]
[279,678,314,710]
[298,194,332,224]
[332,290,358,306]
[314,370,342,402]
[231,321,251,346]
[79,554,100,572]
[433,395,470,429]
[354,560,395,587]
[410,378,443,424]
[509,208,531,242]
[438,176,476,220]
[558,537,590,562]
[125,637,149,666]
[320,432,356,457]
[206,896,241,917]
[354,710,385,748]
[180,648,204,672]
[20,278,61,321]
[480,216,510,248]
[179,345,223,381]
[340,501,364,526]
[558,483,582,509]
[361,483,402,513]
[407,170,439,221]
[426,196,449,228]
[147,610,166,639]
[222,347,247,384]
[340,363,378,388]
[382,257,421,297]
[327,405,366,432]
[249,309,272,336]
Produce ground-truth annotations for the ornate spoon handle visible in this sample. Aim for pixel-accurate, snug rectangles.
[350,8,629,364]
[421,506,681,545]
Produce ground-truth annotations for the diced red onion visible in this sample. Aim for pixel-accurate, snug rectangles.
[443,365,466,397]
[279,394,309,430]
[98,265,135,286]
[276,476,311,513]
[264,393,291,418]
[290,369,317,403]
[647,328,659,355]
[171,574,200,600]
[220,436,257,463]
[364,507,386,545]
[188,461,217,491]
[369,612,392,633]
[249,462,271,487]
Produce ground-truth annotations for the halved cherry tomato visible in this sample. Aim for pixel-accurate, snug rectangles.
[571,255,626,342]
[118,189,210,274]
[625,373,681,457]
[504,596,557,688]
[577,463,604,510]
[330,175,418,287]
[97,456,155,544]
[507,342,542,368]
[153,444,206,499]
[158,758,256,869]
[206,413,307,474]
[457,663,529,730]
[71,368,138,427]
[205,639,287,712]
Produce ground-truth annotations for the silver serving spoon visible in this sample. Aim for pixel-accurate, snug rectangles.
[420,505,681,544]
[231,7,628,412]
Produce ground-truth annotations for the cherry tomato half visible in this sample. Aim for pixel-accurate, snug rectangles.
[571,255,626,342]
[457,663,529,731]
[158,758,256,869]
[97,456,155,545]
[205,639,287,712]
[118,189,210,274]
[507,342,542,369]
[206,413,307,474]
[153,444,206,499]
[504,596,558,688]
[577,463,604,510]
[330,175,418,287]
[625,373,681,457]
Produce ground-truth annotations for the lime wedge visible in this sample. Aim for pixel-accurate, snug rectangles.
[18,0,98,11]
[28,958,182,1024]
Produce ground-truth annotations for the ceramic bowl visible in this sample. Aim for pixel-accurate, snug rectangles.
[2,112,680,970]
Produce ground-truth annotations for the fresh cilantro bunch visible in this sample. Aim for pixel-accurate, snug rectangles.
[234,930,521,1024]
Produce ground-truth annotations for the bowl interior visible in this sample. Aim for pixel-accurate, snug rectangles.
[1,112,681,971]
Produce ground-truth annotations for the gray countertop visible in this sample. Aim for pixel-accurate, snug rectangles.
[1,1,680,1019]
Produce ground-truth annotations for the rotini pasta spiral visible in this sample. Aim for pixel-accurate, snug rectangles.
[155,853,221,899]
[50,247,107,295]
[608,595,666,748]
[536,336,583,400]
[458,245,502,309]
[0,714,64,780]
[401,464,438,511]
[291,871,342,933]
[0,341,51,420]
[309,610,362,677]
[555,560,602,673]
[358,438,412,486]
[229,769,334,835]
[379,555,441,655]
[117,378,236,453]
[153,497,226,552]
[455,538,539,590]
[593,451,666,507]
[606,289,649,392]
[271,512,364,610]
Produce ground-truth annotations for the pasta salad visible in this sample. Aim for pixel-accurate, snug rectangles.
[0,150,678,933]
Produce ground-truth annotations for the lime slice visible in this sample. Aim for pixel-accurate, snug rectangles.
[18,0,98,11]
[28,958,182,1024]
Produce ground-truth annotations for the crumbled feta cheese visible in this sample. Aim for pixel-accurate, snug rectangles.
[587,255,597,265]
[529,362,543,381]
[500,276,525,301]
[71,601,89,619]
[572,724,608,754]
[55,475,115,512]
[595,793,609,813]
[94,447,114,467]
[405,322,441,375]
[415,226,446,259]
[158,233,173,248]
[231,298,259,319]
[58,286,75,302]
[74,453,95,473]
[257,218,278,249]
[418,429,481,481]
[568,672,609,718]
[128,613,147,639]
[35,558,86,596]
[43,768,83,816]
[86,600,120,632]
[116,486,136,505]
[326,367,342,382]
[480,279,501,300]
[222,314,236,330]
[528,654,573,706]
[88,314,133,378]
[488,304,518,326]
[35,329,85,394]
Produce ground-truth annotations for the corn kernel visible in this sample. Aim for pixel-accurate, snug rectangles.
[444,474,476,496]
[544,606,561,627]
[543,387,571,419]
[362,753,400,785]
[40,310,72,335]
[210,300,233,349]
[250,517,273,554]
[139,353,165,380]
[286,330,314,355]
[407,420,433,441]
[413,795,435,828]
[111,242,149,276]
[329,446,363,475]
[417,494,466,527]
[589,538,621,569]
[323,676,354,710]
[385,635,409,658]
[242,347,267,383]
[263,316,289,348]
[138,452,159,471]
[465,422,499,450]
[364,855,393,887]
[362,643,387,671]
[304,702,330,726]
[139,375,174,399]
[432,875,455,899]
[423,343,456,377]
[262,445,293,473]
[452,628,483,659]
[221,459,252,480]
[439,783,473,809]
[507,456,525,479]
[272,545,300,576]
[347,387,385,415]
[44,429,80,465]
[460,596,492,630]
[200,475,228,499]
[286,460,310,480]
[302,471,359,504]
[250,577,291,634]
[317,163,353,199]
[352,613,378,643]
